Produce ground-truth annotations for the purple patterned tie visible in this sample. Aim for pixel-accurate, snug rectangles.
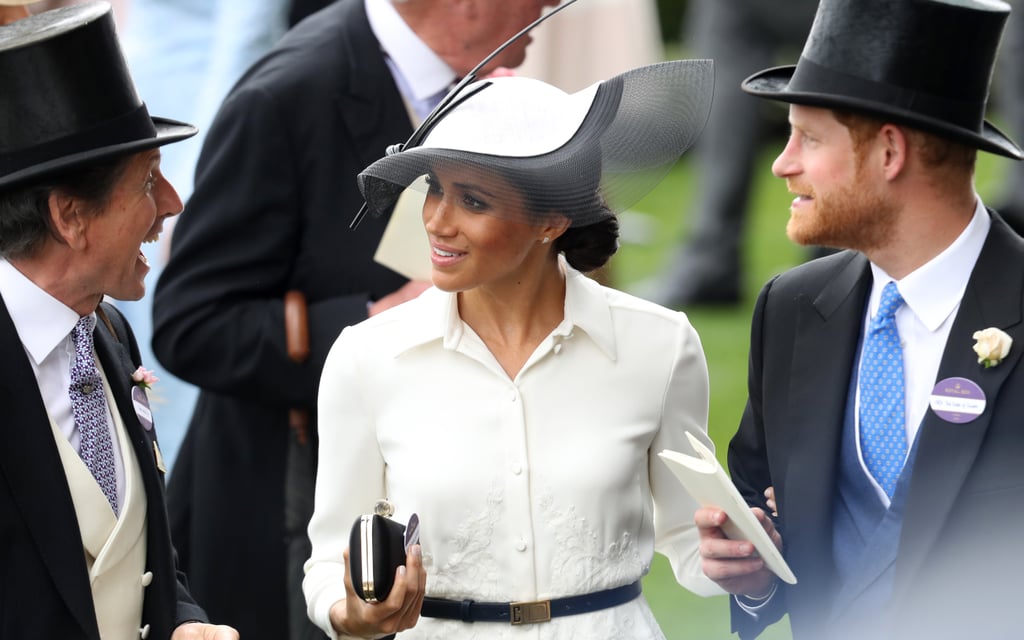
[859,282,908,498]
[70,316,118,513]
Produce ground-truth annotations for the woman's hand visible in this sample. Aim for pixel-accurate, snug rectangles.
[329,545,427,638]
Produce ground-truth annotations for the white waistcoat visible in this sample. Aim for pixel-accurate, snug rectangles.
[49,367,150,640]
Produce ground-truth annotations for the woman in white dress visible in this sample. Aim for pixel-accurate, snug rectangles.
[303,59,721,640]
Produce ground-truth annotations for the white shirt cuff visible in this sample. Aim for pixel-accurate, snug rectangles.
[734,581,778,620]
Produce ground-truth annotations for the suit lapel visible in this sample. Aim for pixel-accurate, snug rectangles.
[336,0,415,171]
[894,216,1024,597]
[92,313,139,450]
[93,307,165,511]
[0,298,98,638]
[784,253,872,575]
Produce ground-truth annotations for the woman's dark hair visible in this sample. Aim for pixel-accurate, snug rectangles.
[488,142,620,273]
[0,153,134,259]
[554,213,619,273]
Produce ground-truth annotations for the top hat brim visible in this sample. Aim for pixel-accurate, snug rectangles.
[0,116,197,190]
[743,65,1024,160]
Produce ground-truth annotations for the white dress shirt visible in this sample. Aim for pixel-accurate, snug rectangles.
[365,0,457,122]
[304,263,722,640]
[857,198,990,505]
[0,259,126,512]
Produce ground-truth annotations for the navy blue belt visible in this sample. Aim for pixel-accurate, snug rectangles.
[420,580,642,625]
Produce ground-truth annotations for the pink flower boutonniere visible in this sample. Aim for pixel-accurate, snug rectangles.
[131,366,159,390]
[972,328,1012,369]
[130,367,157,433]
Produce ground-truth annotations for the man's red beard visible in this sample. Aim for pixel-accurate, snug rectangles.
[785,171,898,253]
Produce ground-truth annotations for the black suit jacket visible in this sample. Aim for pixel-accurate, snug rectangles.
[0,299,205,639]
[151,0,412,637]
[728,213,1024,639]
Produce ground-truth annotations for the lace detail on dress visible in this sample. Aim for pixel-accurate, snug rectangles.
[426,487,506,600]
[536,485,647,595]
[411,484,665,639]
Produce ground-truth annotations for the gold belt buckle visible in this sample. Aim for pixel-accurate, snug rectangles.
[509,599,551,625]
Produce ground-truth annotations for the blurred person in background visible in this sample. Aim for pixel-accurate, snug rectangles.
[113,0,292,471]
[992,0,1024,234]
[518,0,661,93]
[643,0,817,308]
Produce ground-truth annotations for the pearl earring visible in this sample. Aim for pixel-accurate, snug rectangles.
[542,236,551,244]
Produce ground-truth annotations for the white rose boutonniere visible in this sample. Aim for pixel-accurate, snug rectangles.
[972,328,1012,368]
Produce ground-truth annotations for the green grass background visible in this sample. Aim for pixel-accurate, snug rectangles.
[616,140,1013,639]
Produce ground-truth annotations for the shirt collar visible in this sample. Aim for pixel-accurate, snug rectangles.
[389,258,618,361]
[868,196,990,331]
[0,259,82,365]
[365,0,456,104]
[560,264,617,361]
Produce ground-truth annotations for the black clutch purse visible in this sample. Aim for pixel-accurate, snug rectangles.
[349,502,419,603]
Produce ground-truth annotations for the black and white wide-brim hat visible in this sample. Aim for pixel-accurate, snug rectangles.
[357,60,714,228]
[742,0,1022,160]
[0,1,197,190]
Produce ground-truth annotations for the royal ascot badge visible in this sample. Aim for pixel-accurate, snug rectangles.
[131,366,157,431]
[929,377,986,424]
[132,386,153,431]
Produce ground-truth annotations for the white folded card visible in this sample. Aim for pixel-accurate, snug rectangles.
[659,432,797,584]
[373,176,432,281]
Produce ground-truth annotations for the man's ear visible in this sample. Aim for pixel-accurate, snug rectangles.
[48,191,86,250]
[879,123,908,181]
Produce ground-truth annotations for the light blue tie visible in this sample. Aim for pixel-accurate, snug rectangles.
[859,281,908,498]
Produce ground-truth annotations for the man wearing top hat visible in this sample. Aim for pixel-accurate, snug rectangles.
[694,0,1024,638]
[0,4,237,639]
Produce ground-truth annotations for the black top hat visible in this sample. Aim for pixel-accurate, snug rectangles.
[0,1,196,190]
[742,0,1023,160]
